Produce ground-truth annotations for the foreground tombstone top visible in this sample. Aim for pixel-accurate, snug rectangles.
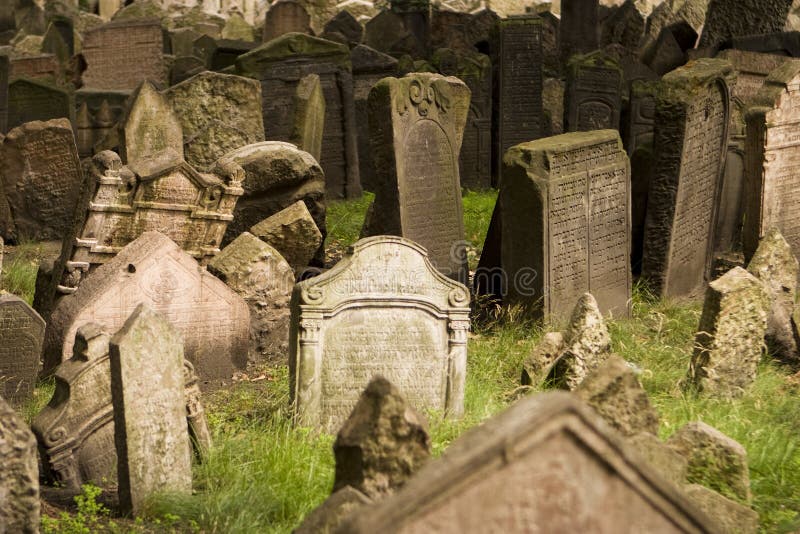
[340,391,717,533]
[0,394,40,532]
[290,236,470,433]
[0,293,44,406]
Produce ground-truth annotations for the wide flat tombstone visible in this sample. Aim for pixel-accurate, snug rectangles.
[495,16,544,181]
[0,118,83,241]
[44,231,250,382]
[290,236,470,433]
[565,51,623,132]
[560,0,600,66]
[236,33,361,199]
[262,0,311,42]
[501,130,631,323]
[7,78,73,130]
[0,293,44,405]
[699,0,793,52]
[642,59,733,298]
[341,392,718,533]
[743,60,800,261]
[165,71,265,171]
[365,73,470,282]
[0,395,39,532]
[81,19,167,90]
[110,305,192,515]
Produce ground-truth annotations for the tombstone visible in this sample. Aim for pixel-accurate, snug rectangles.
[628,81,658,275]
[365,73,470,282]
[236,33,361,199]
[262,0,311,42]
[165,71,265,170]
[495,16,544,182]
[542,77,564,136]
[222,12,255,41]
[289,73,325,163]
[7,78,73,130]
[41,18,73,62]
[364,10,426,59]
[599,0,645,53]
[501,130,631,323]
[0,52,7,133]
[45,231,250,382]
[290,236,470,432]
[730,31,800,57]
[171,27,203,57]
[699,0,793,52]
[341,392,718,533]
[642,21,696,77]
[74,88,128,158]
[193,36,257,72]
[81,19,167,91]
[560,0,599,66]
[429,9,499,56]
[538,11,560,78]
[351,45,397,192]
[564,51,623,133]
[321,10,363,48]
[110,304,192,515]
[0,395,39,532]
[743,60,800,262]
[33,323,210,490]
[294,486,372,534]
[0,293,44,405]
[431,48,492,190]
[9,54,62,86]
[250,200,322,274]
[642,59,733,298]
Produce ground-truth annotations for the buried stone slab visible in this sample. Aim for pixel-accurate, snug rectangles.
[0,394,39,533]
[249,200,322,275]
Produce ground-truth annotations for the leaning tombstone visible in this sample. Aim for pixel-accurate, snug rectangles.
[340,391,718,533]
[0,395,39,532]
[599,0,644,53]
[289,73,325,163]
[501,129,632,323]
[642,59,734,298]
[7,78,73,130]
[262,0,311,42]
[249,200,322,275]
[365,73,470,282]
[110,304,192,515]
[0,293,44,405]
[564,50,623,132]
[290,236,470,432]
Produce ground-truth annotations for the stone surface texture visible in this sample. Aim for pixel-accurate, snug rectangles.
[0,394,39,533]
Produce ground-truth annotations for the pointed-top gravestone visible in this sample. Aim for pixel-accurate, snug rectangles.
[120,81,184,178]
[0,394,39,532]
[110,304,192,515]
[0,293,44,406]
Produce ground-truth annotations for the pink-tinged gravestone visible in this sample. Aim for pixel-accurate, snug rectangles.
[0,293,44,405]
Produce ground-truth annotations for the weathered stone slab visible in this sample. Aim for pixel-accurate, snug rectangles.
[600,0,644,53]
[689,267,769,399]
[501,130,631,323]
[9,54,61,87]
[365,73,470,282]
[81,18,167,91]
[110,304,192,515]
[627,432,689,488]
[429,9,499,56]
[249,200,322,274]
[290,236,470,432]
[560,0,599,66]
[642,59,733,298]
[683,484,759,534]
[74,88,129,158]
[45,231,250,383]
[290,73,325,163]
[0,394,39,532]
[165,70,265,171]
[169,55,206,86]
[262,0,311,42]
[543,77,564,136]
[565,51,623,132]
[363,9,425,59]
[0,293,43,406]
[699,0,792,51]
[7,78,73,130]
[341,392,719,533]
[321,10,363,48]
[294,486,371,534]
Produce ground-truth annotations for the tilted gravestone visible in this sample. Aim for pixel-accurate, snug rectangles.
[262,0,311,42]
[565,51,623,133]
[501,129,631,323]
[0,118,83,242]
[290,236,470,432]
[365,73,470,283]
[33,322,210,491]
[7,78,73,131]
[0,394,39,532]
[289,73,325,163]
[81,18,167,91]
[341,392,718,533]
[698,0,793,52]
[110,304,192,515]
[0,293,44,405]
[743,60,800,262]
[249,200,322,275]
[560,0,600,66]
[44,231,250,383]
[642,59,733,298]
[236,33,361,199]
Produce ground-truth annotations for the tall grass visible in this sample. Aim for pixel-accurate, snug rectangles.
[1,240,46,304]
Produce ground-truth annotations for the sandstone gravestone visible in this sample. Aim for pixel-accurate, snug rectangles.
[501,130,631,323]
[365,73,470,282]
[81,19,167,90]
[290,236,470,432]
[0,394,39,532]
[290,73,325,163]
[743,60,800,262]
[250,200,322,274]
[165,71,265,171]
[0,118,83,241]
[565,51,623,132]
[560,0,600,66]
[236,33,361,199]
[262,0,311,42]
[642,59,733,298]
[7,78,73,130]
[44,231,250,382]
[110,304,192,515]
[341,392,718,533]
[0,293,44,405]
[699,0,793,52]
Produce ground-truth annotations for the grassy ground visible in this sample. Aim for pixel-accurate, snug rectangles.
[4,190,799,533]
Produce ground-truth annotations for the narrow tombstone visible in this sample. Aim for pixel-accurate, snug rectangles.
[290,236,470,432]
[699,0,793,52]
[501,130,631,323]
[564,51,623,132]
[110,304,192,515]
[642,59,733,298]
[340,392,718,533]
[0,395,39,532]
[0,118,83,242]
[164,70,265,171]
[7,78,73,130]
[560,0,599,66]
[0,293,44,405]
[689,267,770,399]
[262,0,311,42]
[290,73,325,163]
[249,200,322,274]
[365,73,470,282]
